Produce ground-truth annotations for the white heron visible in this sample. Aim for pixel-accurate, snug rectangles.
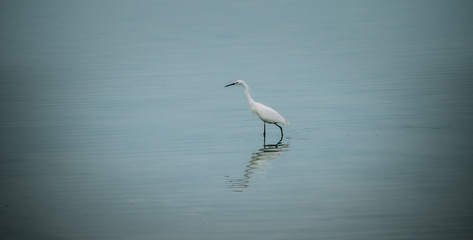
[225,80,289,141]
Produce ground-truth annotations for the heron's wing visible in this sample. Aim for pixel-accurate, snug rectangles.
[253,102,289,125]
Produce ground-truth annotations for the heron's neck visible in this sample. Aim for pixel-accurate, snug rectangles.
[242,83,256,107]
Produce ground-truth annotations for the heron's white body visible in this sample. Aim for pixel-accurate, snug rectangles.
[234,80,289,125]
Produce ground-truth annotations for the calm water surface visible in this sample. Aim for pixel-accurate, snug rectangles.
[1,1,473,239]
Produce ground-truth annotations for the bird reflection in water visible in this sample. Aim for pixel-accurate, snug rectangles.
[226,142,289,192]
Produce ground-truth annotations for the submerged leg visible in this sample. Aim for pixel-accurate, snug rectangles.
[275,123,283,142]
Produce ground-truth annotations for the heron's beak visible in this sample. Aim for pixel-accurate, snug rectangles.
[224,82,236,87]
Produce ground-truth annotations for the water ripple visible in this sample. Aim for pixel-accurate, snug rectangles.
[226,142,289,192]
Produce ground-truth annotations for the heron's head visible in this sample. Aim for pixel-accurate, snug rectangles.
[224,80,245,87]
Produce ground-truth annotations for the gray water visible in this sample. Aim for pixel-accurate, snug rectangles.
[1,1,473,239]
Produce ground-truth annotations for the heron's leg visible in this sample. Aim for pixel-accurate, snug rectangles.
[263,123,266,137]
[275,123,283,141]
[263,123,267,145]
